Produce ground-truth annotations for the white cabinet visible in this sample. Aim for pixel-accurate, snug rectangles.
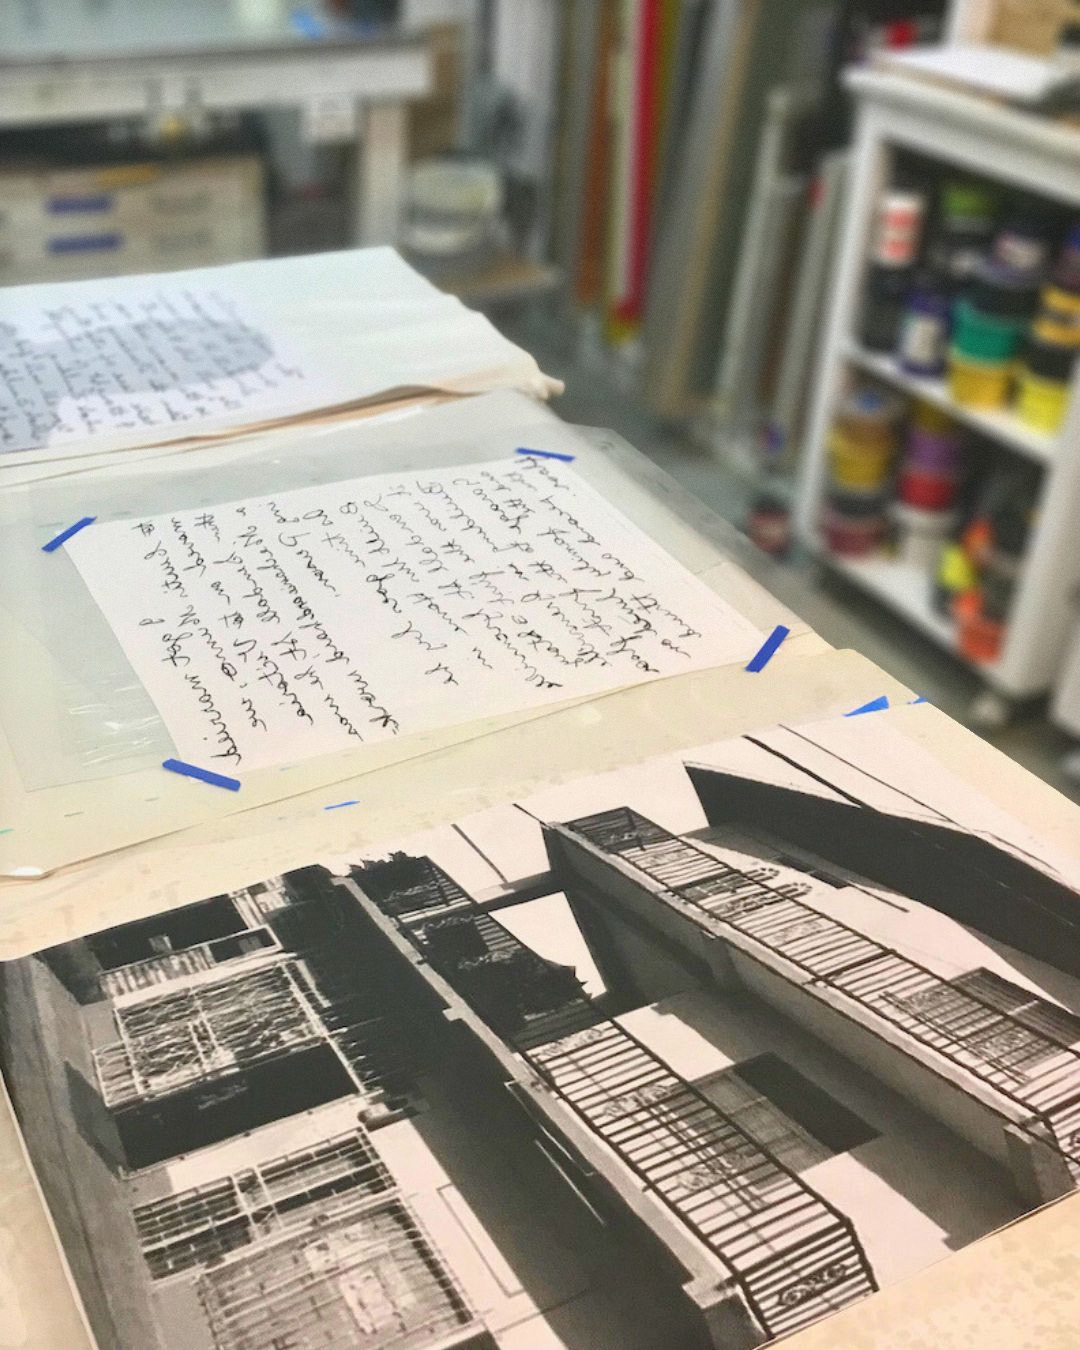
[796,68,1080,708]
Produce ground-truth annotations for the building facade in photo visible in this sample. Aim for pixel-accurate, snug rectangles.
[0,868,489,1350]
[347,754,1080,1349]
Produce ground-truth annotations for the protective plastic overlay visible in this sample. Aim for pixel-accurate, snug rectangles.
[0,407,799,796]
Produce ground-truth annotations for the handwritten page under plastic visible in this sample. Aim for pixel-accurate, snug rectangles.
[64,455,763,772]
[0,281,324,455]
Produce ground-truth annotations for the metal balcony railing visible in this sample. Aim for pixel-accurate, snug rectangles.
[529,1021,877,1339]
[94,963,322,1108]
[356,851,878,1339]
[355,857,603,1050]
[561,807,1080,1176]
[99,927,278,1000]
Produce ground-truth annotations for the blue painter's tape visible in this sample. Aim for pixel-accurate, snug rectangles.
[324,799,360,811]
[844,695,890,717]
[162,758,241,791]
[745,624,790,673]
[909,695,928,705]
[515,447,576,463]
[42,516,96,552]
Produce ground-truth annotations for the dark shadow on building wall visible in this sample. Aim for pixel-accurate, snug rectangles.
[65,1061,127,1174]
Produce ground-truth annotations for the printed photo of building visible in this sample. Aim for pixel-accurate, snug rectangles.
[0,868,491,1350]
[5,719,1080,1348]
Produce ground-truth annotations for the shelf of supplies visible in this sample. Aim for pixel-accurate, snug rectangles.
[842,339,1057,466]
[821,548,1006,687]
[823,549,956,646]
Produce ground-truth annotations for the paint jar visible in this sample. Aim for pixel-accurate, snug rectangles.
[934,542,978,617]
[835,385,905,438]
[897,464,960,510]
[860,188,926,353]
[905,425,964,475]
[929,179,998,294]
[870,189,927,267]
[891,503,958,571]
[1040,283,1080,327]
[828,385,903,489]
[897,278,951,376]
[953,299,1026,363]
[991,223,1051,282]
[980,513,1028,597]
[947,348,1013,409]
[1015,317,1078,434]
[1016,369,1070,431]
[746,489,792,557]
[953,590,1006,664]
[828,427,895,489]
[823,504,887,558]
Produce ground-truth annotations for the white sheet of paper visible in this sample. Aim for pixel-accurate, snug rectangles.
[65,455,764,772]
[0,280,330,455]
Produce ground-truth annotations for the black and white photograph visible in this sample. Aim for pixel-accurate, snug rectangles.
[6,715,1080,1350]
[9,7,1080,1345]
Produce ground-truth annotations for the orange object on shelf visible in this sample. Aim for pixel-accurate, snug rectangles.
[953,590,1006,663]
[960,517,995,567]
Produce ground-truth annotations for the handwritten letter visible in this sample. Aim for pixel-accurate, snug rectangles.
[0,284,317,454]
[66,457,763,771]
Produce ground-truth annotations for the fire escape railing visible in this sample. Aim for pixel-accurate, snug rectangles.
[560,807,1080,1174]
[354,853,879,1339]
[529,1020,877,1338]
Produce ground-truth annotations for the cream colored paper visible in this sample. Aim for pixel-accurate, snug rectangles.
[0,249,556,473]
[0,647,888,950]
[0,278,335,456]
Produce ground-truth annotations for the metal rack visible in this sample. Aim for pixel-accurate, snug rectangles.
[0,0,431,248]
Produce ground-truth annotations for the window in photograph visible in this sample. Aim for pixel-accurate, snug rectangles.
[696,1054,878,1172]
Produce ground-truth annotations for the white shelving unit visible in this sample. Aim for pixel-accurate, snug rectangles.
[796,66,1080,708]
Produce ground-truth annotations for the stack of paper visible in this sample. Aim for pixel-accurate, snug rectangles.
[1,248,1080,1350]
[0,247,559,481]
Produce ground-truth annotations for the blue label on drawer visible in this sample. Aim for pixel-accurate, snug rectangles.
[47,233,123,253]
[47,195,115,214]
